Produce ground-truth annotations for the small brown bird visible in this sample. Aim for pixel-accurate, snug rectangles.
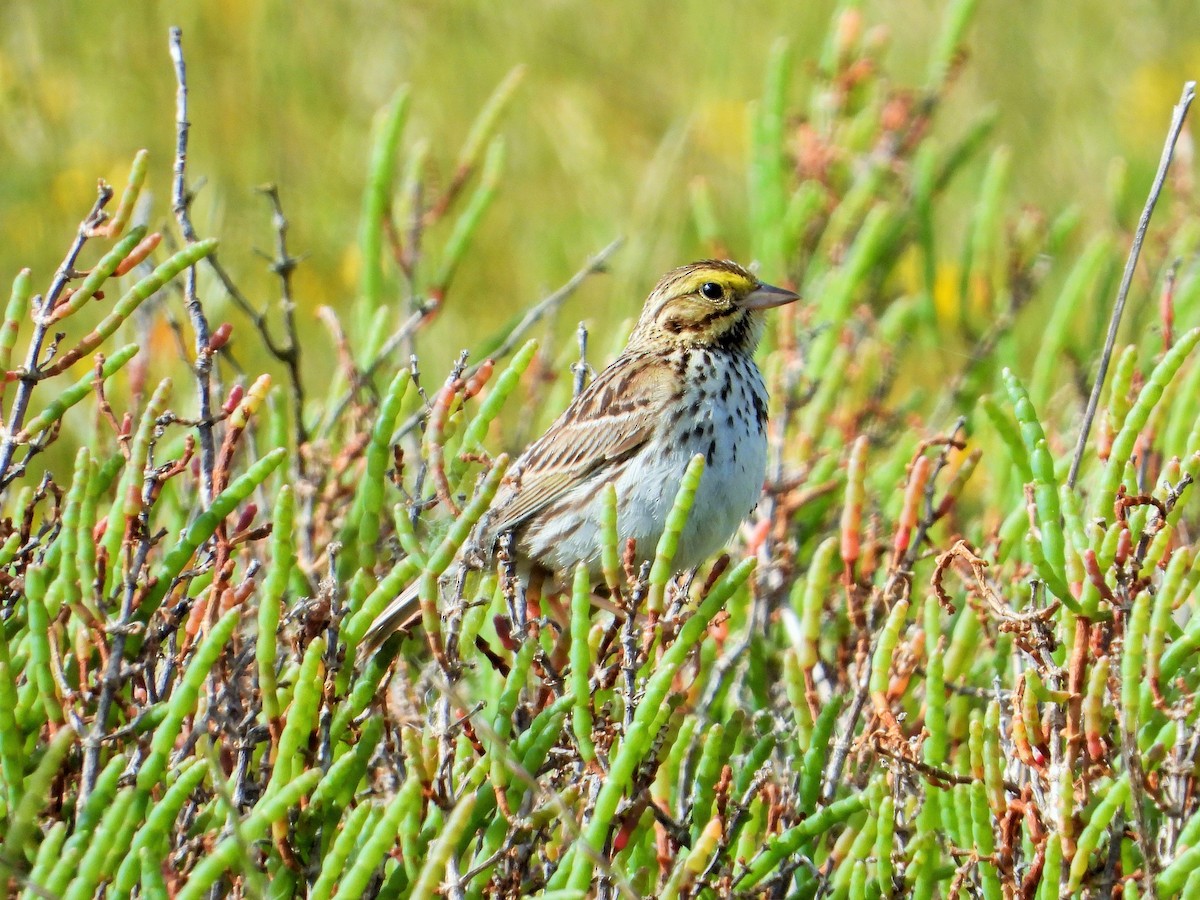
[361,260,798,651]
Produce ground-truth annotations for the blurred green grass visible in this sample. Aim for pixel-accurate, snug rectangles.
[0,0,1197,370]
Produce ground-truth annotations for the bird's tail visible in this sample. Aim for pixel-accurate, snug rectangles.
[357,581,422,659]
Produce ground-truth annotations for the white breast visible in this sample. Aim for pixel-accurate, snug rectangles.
[540,351,768,574]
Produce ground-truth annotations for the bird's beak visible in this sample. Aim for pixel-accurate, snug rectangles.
[740,281,800,310]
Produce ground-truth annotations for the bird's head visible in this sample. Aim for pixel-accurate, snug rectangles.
[629,260,799,353]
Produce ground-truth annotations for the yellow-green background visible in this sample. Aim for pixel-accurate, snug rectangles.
[1,1,1196,366]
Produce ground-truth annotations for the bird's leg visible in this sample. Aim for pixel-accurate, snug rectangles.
[442,565,470,665]
[497,532,523,633]
[461,519,489,570]
[524,567,545,641]
[621,562,651,727]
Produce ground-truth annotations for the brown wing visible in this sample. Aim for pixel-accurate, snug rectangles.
[487,352,676,537]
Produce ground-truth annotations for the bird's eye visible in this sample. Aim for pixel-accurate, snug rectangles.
[700,282,724,300]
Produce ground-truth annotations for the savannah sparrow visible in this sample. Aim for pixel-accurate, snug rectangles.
[362,260,798,649]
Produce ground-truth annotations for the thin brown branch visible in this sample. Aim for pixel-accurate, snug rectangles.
[169,26,217,506]
[1068,81,1196,488]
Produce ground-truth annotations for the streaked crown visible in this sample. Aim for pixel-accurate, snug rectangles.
[628,260,798,354]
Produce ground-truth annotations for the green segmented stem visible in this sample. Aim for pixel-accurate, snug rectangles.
[655,712,697,819]
[22,821,66,900]
[110,759,206,898]
[1084,655,1110,760]
[307,715,383,818]
[408,792,477,899]
[814,169,885,288]
[140,447,286,617]
[418,455,509,657]
[912,799,940,900]
[689,722,727,843]
[455,66,525,174]
[782,650,812,749]
[136,609,240,806]
[265,636,325,798]
[515,696,571,778]
[55,226,148,321]
[356,368,410,569]
[1002,369,1071,602]
[831,810,875,894]
[870,599,909,697]
[20,343,140,440]
[39,755,124,896]
[927,0,979,87]
[1038,834,1063,900]
[258,485,293,729]
[960,146,1010,330]
[52,449,90,622]
[736,728,776,798]
[65,751,126,851]
[358,86,410,321]
[22,566,63,724]
[876,793,896,894]
[0,531,19,567]
[339,557,421,655]
[101,377,173,579]
[44,239,217,377]
[1059,485,1088,585]
[968,716,1002,900]
[433,137,505,292]
[0,581,26,807]
[599,482,622,596]
[800,694,842,812]
[1108,344,1139,435]
[662,815,722,900]
[1095,327,1200,520]
[1122,591,1151,733]
[569,562,596,763]
[137,847,168,900]
[330,651,393,747]
[450,338,538,487]
[490,637,535,788]
[1142,560,1179,722]
[1160,842,1200,896]
[394,770,424,880]
[783,181,825,265]
[563,557,755,890]
[0,269,32,374]
[1140,719,1177,758]
[934,109,998,193]
[1069,775,1130,892]
[391,499,426,564]
[309,801,375,900]
[979,394,1033,482]
[75,449,102,614]
[106,150,150,238]
[60,785,137,900]
[173,768,321,900]
[923,596,948,766]
[331,793,411,900]
[810,204,896,373]
[982,701,1005,816]
[735,790,870,889]
[795,538,838,670]
[647,454,706,614]
[0,724,75,875]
